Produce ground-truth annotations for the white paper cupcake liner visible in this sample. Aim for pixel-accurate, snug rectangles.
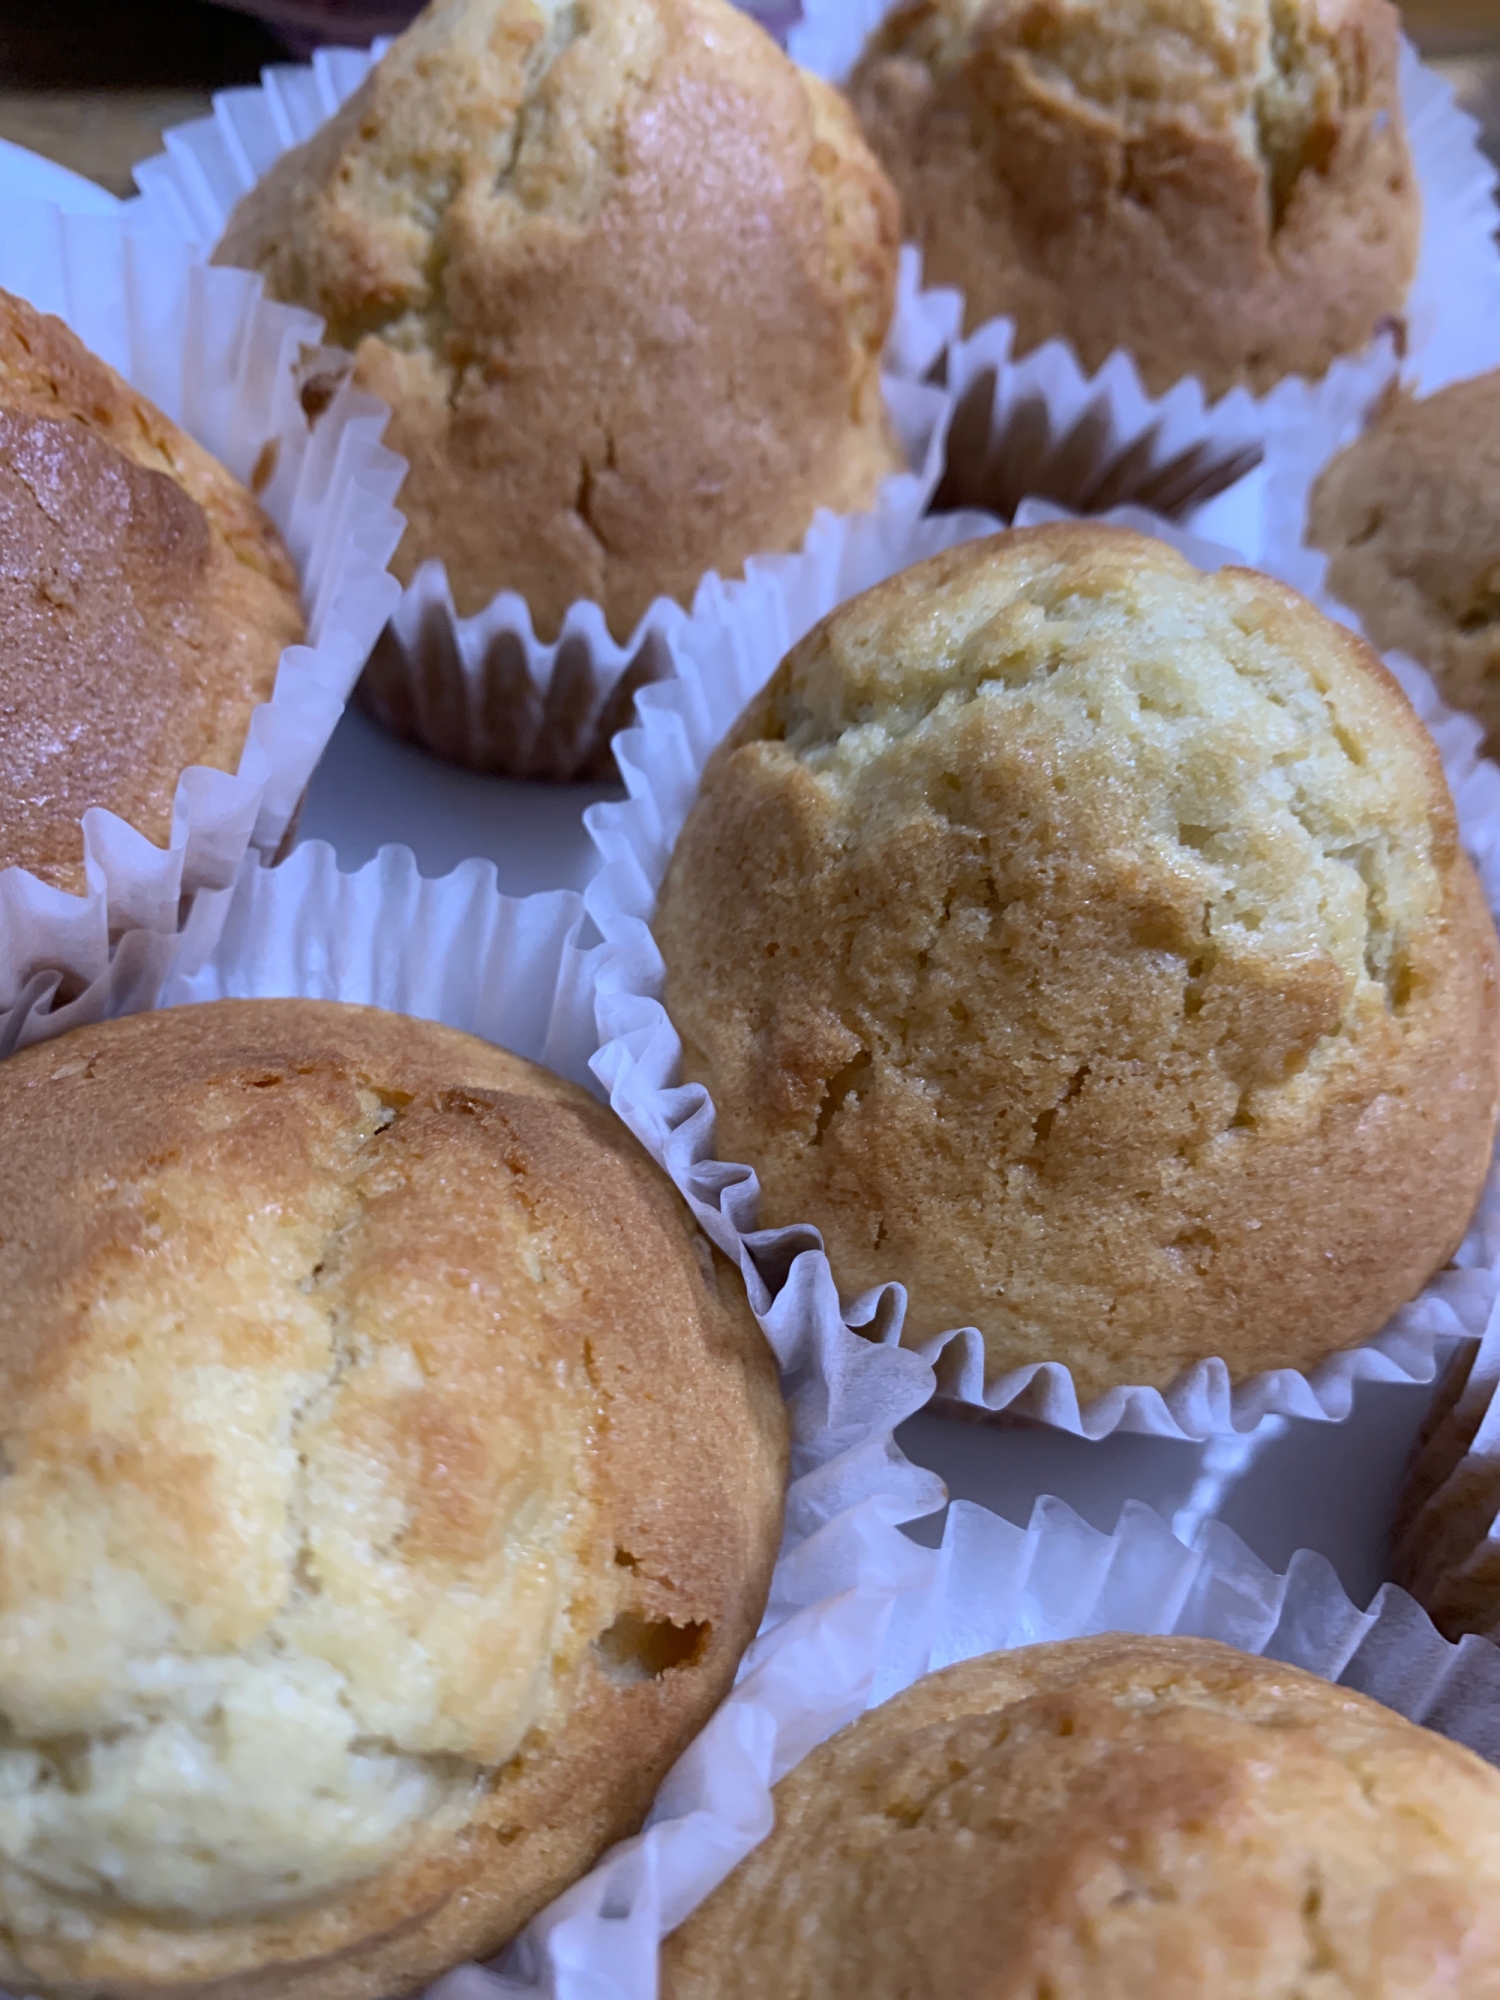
[789,0,1500,568]
[0,201,405,1058]
[930,318,1269,556]
[582,489,1500,1442]
[131,49,962,779]
[421,1491,1500,1999]
[149,833,945,2000]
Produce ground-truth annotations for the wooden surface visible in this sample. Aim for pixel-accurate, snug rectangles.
[0,0,282,197]
[0,0,1496,199]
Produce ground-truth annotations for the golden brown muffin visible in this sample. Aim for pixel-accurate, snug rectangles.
[1310,370,1500,755]
[0,999,787,2000]
[661,1634,1500,1999]
[215,0,904,642]
[848,0,1418,399]
[655,523,1500,1401]
[0,288,305,896]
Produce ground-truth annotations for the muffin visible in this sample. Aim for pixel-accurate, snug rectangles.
[660,1634,1500,1998]
[1309,370,1500,755]
[0,998,787,2000]
[215,0,904,643]
[848,0,1418,399]
[0,288,306,896]
[654,523,1500,1402]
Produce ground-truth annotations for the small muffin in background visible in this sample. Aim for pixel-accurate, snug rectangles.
[1310,369,1500,754]
[0,999,787,2000]
[660,1635,1500,1998]
[0,289,305,895]
[216,0,904,643]
[655,523,1500,1403]
[848,0,1418,399]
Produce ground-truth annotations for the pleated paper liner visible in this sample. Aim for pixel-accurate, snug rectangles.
[0,202,405,1056]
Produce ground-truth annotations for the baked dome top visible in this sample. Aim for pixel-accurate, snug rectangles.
[657,523,1500,1399]
[0,998,787,1999]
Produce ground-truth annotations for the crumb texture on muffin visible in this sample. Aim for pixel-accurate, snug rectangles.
[0,289,305,895]
[1310,370,1500,755]
[660,1634,1500,1998]
[849,0,1418,397]
[216,0,903,639]
[0,1000,787,2000]
[656,524,1500,1400]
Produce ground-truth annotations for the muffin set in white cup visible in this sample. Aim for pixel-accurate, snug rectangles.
[4,0,1500,1994]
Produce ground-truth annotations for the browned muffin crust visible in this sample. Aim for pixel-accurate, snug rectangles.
[656,523,1500,1401]
[0,289,305,895]
[849,0,1418,399]
[1310,369,1500,755]
[215,0,904,642]
[661,1635,1500,1998]
[0,999,788,2000]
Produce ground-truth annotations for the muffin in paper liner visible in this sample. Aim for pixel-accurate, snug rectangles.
[412,1493,1500,1999]
[130,42,963,780]
[583,490,1500,1442]
[0,201,405,1058]
[145,832,943,1997]
[790,0,1500,568]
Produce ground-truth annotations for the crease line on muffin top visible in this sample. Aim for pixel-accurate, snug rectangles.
[0,1072,618,1934]
[305,0,602,366]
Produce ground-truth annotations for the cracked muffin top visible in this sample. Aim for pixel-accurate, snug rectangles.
[215,0,903,640]
[848,0,1418,398]
[660,1634,1500,1999]
[655,523,1500,1401]
[0,289,304,895]
[0,999,787,2000]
